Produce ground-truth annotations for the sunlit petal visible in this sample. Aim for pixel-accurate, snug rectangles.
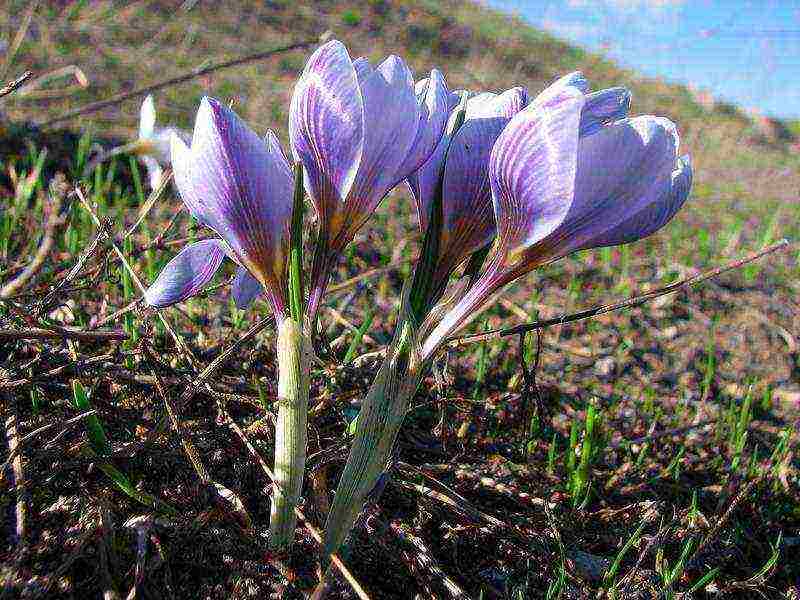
[290,40,364,229]
[144,239,225,307]
[232,266,264,309]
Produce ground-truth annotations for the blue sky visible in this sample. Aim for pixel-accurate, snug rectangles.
[484,0,800,119]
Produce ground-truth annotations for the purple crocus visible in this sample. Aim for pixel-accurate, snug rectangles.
[144,97,294,318]
[407,85,529,288]
[324,72,692,558]
[289,39,452,322]
[143,97,314,551]
[420,73,691,359]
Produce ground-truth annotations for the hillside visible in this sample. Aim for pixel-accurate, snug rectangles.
[1,1,798,598]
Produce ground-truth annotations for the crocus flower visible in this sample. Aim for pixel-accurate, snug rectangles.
[289,39,451,323]
[407,86,529,295]
[324,72,691,557]
[135,95,191,189]
[143,97,311,552]
[86,95,190,189]
[143,97,292,313]
[420,74,690,359]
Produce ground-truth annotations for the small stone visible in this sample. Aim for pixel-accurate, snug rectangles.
[658,325,678,340]
[594,356,616,378]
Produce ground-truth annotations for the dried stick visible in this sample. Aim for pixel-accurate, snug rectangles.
[0,193,64,298]
[387,521,471,600]
[3,393,28,546]
[174,315,274,411]
[39,39,318,127]
[37,216,112,313]
[0,351,116,390]
[217,404,371,600]
[0,409,97,482]
[0,327,128,342]
[0,70,32,98]
[75,187,198,367]
[446,239,792,349]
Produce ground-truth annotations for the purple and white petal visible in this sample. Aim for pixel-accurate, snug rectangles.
[584,154,691,248]
[265,129,292,175]
[139,95,157,140]
[394,69,451,185]
[580,87,631,137]
[353,56,374,83]
[527,116,688,263]
[529,71,588,111]
[408,87,463,230]
[490,85,585,261]
[435,88,529,258]
[232,266,264,309]
[290,40,364,225]
[141,155,164,190]
[338,54,420,246]
[173,98,293,286]
[144,239,226,307]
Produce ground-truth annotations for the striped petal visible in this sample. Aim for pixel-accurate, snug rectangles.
[171,98,293,300]
[580,87,631,137]
[529,71,588,111]
[338,55,420,248]
[406,86,462,230]
[144,239,225,307]
[395,69,451,184]
[232,266,263,309]
[139,95,156,140]
[290,40,364,232]
[527,116,690,263]
[490,85,584,263]
[437,87,529,267]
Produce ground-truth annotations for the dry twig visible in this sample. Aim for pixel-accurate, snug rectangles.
[39,39,318,127]
[446,240,792,349]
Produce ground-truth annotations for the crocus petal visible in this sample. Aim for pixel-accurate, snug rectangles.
[266,129,291,171]
[420,87,585,357]
[232,266,263,309]
[141,155,164,190]
[490,85,585,261]
[394,69,450,184]
[353,56,374,83]
[580,87,631,137]
[407,86,462,229]
[139,95,156,140]
[337,54,421,247]
[144,239,225,307]
[526,116,689,263]
[290,40,364,229]
[584,154,691,248]
[171,98,293,293]
[529,71,588,111]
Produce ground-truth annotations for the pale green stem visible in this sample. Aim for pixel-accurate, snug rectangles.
[270,316,312,551]
[323,320,423,557]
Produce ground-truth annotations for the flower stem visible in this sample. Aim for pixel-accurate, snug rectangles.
[270,316,312,550]
[323,320,422,557]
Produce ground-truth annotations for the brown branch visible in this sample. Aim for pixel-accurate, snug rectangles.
[0,327,128,342]
[0,409,97,482]
[446,239,792,349]
[3,393,28,548]
[39,39,318,127]
[0,71,32,98]
[174,315,274,411]
[0,352,115,390]
[75,187,198,368]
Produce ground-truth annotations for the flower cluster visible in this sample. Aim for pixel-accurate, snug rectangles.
[143,38,691,556]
